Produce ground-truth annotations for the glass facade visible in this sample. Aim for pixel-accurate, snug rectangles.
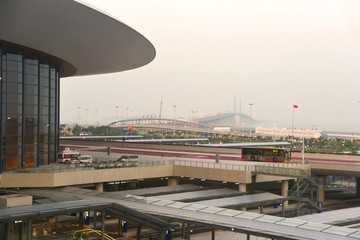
[0,42,60,173]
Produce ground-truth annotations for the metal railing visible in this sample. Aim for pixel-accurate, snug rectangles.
[254,165,311,177]
[11,159,304,174]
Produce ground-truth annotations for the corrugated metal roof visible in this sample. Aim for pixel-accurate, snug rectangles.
[11,188,360,240]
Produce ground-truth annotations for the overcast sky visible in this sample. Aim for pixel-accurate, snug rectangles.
[60,0,360,132]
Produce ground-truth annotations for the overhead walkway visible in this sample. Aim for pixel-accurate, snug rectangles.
[116,184,205,197]
[295,206,360,227]
[155,188,243,202]
[10,187,360,240]
[194,192,283,208]
[0,159,306,188]
[0,198,173,240]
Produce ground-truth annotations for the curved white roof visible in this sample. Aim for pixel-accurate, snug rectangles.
[0,0,156,77]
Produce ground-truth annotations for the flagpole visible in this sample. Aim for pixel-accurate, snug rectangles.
[292,105,294,140]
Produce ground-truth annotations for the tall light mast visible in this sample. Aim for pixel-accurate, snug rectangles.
[159,95,163,118]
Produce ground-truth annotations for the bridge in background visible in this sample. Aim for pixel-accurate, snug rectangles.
[108,112,254,132]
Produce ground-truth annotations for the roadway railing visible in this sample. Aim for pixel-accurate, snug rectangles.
[11,160,304,174]
[173,159,302,171]
[254,165,311,177]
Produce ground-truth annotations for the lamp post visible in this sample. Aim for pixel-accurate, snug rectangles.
[173,105,177,135]
[77,107,81,125]
[249,103,253,137]
[115,106,119,121]
[126,107,129,119]
[94,109,98,125]
[85,109,88,125]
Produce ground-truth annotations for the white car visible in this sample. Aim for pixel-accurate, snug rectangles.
[69,155,93,164]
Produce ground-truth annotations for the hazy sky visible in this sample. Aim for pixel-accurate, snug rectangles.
[60,0,360,132]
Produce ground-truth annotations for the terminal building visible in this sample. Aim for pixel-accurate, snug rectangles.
[256,126,322,139]
[2,1,360,240]
[0,0,155,174]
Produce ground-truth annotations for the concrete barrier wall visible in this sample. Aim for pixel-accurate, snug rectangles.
[1,165,174,188]
[174,165,252,183]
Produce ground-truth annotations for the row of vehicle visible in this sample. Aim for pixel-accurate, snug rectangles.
[57,147,138,164]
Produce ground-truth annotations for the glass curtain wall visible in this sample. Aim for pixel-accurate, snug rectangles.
[0,42,60,173]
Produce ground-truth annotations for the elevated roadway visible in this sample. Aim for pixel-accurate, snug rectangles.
[62,140,360,178]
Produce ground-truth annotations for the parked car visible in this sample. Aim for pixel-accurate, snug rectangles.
[117,155,139,162]
[69,155,93,164]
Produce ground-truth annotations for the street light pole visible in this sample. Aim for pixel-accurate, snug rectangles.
[85,109,88,125]
[173,105,177,135]
[94,109,98,125]
[115,106,119,121]
[249,103,253,137]
[77,107,81,125]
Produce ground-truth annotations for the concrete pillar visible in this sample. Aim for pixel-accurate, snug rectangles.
[281,180,289,207]
[239,183,247,210]
[239,183,246,193]
[317,176,326,204]
[356,177,360,196]
[168,177,179,186]
[96,183,104,192]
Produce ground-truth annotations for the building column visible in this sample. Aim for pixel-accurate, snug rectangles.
[118,219,122,237]
[93,211,97,229]
[96,183,104,192]
[211,228,215,240]
[356,177,360,196]
[26,219,32,240]
[137,225,141,240]
[187,223,191,240]
[79,212,84,229]
[281,180,289,207]
[317,176,326,204]
[168,177,179,186]
[182,222,186,239]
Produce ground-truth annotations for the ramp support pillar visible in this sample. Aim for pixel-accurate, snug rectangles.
[168,177,179,186]
[239,183,246,192]
[317,176,325,204]
[96,182,104,192]
[281,180,289,207]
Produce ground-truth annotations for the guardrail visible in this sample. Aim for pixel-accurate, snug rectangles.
[254,165,311,177]
[173,159,302,171]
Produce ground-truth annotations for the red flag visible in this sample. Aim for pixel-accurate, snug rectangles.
[293,104,298,109]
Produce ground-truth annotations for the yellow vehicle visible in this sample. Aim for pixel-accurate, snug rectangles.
[241,147,291,162]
